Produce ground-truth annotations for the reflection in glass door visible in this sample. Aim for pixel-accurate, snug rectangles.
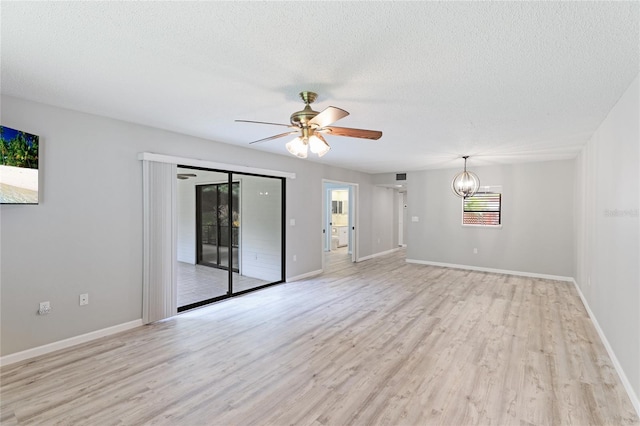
[196,182,239,272]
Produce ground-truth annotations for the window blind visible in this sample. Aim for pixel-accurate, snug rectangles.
[463,192,501,226]
[142,160,178,323]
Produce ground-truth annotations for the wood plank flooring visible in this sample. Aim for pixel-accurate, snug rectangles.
[1,249,638,425]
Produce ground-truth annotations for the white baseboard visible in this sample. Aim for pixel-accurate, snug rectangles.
[405,259,574,282]
[571,279,640,418]
[0,319,143,367]
[358,247,401,262]
[286,269,323,283]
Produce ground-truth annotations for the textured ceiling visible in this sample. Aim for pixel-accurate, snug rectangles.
[1,2,638,173]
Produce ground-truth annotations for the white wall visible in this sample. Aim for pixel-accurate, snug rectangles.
[405,160,575,277]
[575,74,639,402]
[0,96,396,356]
[238,175,282,282]
[370,186,397,251]
[176,173,197,264]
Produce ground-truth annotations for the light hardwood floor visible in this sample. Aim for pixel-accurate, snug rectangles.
[1,249,638,425]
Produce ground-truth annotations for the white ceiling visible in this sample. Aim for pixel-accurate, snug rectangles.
[1,1,638,174]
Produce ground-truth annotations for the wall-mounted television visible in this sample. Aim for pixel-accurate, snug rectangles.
[1,126,39,204]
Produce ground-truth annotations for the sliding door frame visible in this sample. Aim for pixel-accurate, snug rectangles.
[140,152,294,321]
[177,165,287,312]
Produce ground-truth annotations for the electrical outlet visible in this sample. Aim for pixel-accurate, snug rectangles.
[293,255,297,262]
[79,293,89,306]
[38,301,51,315]
[473,248,478,254]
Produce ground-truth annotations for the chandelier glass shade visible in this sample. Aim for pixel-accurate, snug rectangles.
[451,156,480,198]
[308,134,331,157]
[286,133,331,158]
[286,136,308,158]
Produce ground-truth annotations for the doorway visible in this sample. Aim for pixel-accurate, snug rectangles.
[397,190,407,247]
[322,180,358,269]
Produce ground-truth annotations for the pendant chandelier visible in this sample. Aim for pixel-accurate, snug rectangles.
[451,156,480,198]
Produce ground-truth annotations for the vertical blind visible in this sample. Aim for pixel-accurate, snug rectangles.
[463,192,501,226]
[142,160,177,323]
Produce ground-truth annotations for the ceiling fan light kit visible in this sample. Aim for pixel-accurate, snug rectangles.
[451,156,480,198]
[236,91,381,158]
[308,134,330,157]
[286,136,308,158]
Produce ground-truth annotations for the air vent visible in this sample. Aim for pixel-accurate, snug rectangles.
[396,173,407,181]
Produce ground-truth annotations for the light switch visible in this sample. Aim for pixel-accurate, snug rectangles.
[411,216,419,222]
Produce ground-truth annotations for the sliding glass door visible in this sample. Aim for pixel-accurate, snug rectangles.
[176,166,285,311]
[231,173,283,293]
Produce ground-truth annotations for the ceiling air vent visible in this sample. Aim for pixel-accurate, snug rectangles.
[396,173,407,181]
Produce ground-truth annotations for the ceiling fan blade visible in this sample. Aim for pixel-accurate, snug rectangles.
[236,119,296,128]
[308,106,349,128]
[249,131,299,145]
[320,126,382,140]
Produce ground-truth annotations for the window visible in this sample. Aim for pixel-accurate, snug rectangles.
[462,188,501,227]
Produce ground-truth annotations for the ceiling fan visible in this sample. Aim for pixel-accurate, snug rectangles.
[236,91,382,158]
